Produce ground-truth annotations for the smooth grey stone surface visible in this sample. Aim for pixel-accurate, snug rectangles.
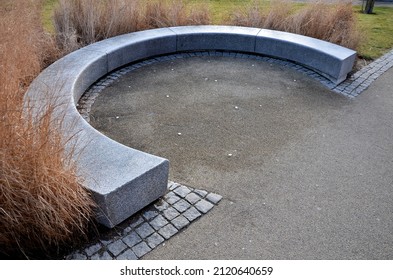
[85,28,177,72]
[170,25,260,53]
[255,29,356,84]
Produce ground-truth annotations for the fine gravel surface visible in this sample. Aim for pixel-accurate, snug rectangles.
[90,56,393,259]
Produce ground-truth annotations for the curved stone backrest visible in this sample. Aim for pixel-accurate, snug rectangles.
[25,26,356,228]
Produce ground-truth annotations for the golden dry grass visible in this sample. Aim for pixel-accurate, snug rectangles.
[53,0,360,53]
[0,0,95,259]
[229,0,360,50]
[53,0,211,52]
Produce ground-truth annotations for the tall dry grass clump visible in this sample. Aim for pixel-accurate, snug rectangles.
[53,0,211,52]
[230,0,294,30]
[229,0,360,50]
[287,1,360,50]
[144,0,211,28]
[53,0,143,52]
[0,0,95,258]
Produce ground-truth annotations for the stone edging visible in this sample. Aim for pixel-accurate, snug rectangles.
[331,49,393,97]
[68,182,222,260]
[79,48,393,119]
[73,48,393,260]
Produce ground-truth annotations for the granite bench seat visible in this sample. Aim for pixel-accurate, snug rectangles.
[25,26,356,228]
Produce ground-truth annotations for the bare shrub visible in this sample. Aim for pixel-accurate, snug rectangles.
[0,0,95,259]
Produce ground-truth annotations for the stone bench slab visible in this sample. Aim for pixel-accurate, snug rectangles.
[25,26,356,228]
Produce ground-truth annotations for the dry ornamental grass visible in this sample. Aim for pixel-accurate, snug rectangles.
[0,0,95,259]
[229,0,360,50]
[53,0,211,52]
[53,0,360,53]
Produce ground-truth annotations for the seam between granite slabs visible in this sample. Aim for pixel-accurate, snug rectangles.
[68,182,222,260]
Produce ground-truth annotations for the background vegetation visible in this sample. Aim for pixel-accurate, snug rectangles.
[44,0,393,60]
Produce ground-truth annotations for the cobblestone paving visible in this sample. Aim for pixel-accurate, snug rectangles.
[74,48,393,260]
[78,49,393,121]
[67,182,222,260]
[332,50,393,97]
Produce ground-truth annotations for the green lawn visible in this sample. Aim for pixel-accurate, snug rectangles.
[356,7,393,60]
[42,0,58,33]
[42,0,393,60]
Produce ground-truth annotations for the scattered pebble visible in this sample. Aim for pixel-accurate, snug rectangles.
[166,95,170,98]
[228,153,233,157]
[234,106,239,110]
[116,116,120,119]
[177,133,182,136]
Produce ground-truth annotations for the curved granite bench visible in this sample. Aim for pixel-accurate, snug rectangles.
[25,26,356,228]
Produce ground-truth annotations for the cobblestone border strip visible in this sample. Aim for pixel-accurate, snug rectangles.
[77,51,335,120]
[331,49,393,98]
[73,50,393,261]
[67,182,222,260]
[78,49,393,119]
